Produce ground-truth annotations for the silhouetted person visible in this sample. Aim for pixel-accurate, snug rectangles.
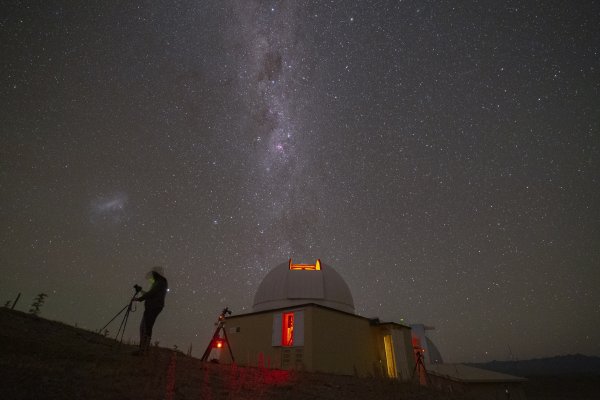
[133,266,168,355]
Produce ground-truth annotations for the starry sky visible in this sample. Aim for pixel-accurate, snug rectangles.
[1,1,599,362]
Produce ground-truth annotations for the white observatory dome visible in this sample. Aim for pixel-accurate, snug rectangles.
[252,259,355,313]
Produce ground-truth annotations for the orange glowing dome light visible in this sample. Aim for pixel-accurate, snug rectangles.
[288,258,321,271]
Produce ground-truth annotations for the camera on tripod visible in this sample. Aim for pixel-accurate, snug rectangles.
[133,284,142,293]
[218,307,232,322]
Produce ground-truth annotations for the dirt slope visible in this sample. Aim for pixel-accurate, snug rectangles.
[0,308,469,400]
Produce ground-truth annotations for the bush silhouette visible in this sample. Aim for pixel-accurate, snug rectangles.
[29,293,48,316]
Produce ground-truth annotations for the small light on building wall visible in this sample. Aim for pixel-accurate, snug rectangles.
[289,258,321,271]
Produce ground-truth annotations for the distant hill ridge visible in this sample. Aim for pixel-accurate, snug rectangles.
[468,354,600,377]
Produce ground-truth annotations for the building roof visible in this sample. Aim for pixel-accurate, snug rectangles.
[226,302,410,329]
[426,363,527,383]
[252,260,355,313]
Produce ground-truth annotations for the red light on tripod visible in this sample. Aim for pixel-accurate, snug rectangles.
[214,339,224,348]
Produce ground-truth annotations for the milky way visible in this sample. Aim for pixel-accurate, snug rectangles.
[1,1,598,362]
[233,2,321,259]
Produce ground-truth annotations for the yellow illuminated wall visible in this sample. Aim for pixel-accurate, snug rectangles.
[384,334,398,378]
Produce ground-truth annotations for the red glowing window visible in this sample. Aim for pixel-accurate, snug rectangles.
[281,312,294,347]
[289,258,321,271]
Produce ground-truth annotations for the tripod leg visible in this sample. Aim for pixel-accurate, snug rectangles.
[200,343,211,362]
[116,312,125,342]
[119,309,130,343]
[116,302,134,343]
[100,303,129,333]
[201,324,223,362]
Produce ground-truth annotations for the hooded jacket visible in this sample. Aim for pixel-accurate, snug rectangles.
[138,272,168,310]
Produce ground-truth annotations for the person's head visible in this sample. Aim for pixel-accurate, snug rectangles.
[146,266,165,281]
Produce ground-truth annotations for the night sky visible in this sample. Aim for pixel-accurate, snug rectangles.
[2,1,599,362]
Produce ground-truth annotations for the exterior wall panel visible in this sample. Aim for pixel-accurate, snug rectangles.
[220,312,282,368]
[392,327,414,381]
[218,304,411,379]
[309,307,381,376]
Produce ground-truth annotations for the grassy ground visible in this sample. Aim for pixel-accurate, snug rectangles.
[0,308,465,400]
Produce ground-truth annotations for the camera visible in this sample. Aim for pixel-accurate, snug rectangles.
[133,284,142,293]
[218,307,232,322]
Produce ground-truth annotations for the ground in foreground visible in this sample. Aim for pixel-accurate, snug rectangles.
[0,308,465,400]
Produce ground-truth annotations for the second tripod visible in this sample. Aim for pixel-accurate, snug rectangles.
[201,307,235,362]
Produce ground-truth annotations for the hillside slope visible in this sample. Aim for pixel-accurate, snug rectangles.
[0,308,463,400]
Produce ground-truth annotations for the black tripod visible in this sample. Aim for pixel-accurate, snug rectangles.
[100,284,142,343]
[201,307,235,362]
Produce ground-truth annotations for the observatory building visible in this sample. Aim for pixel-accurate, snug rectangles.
[218,259,414,379]
[214,259,527,398]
